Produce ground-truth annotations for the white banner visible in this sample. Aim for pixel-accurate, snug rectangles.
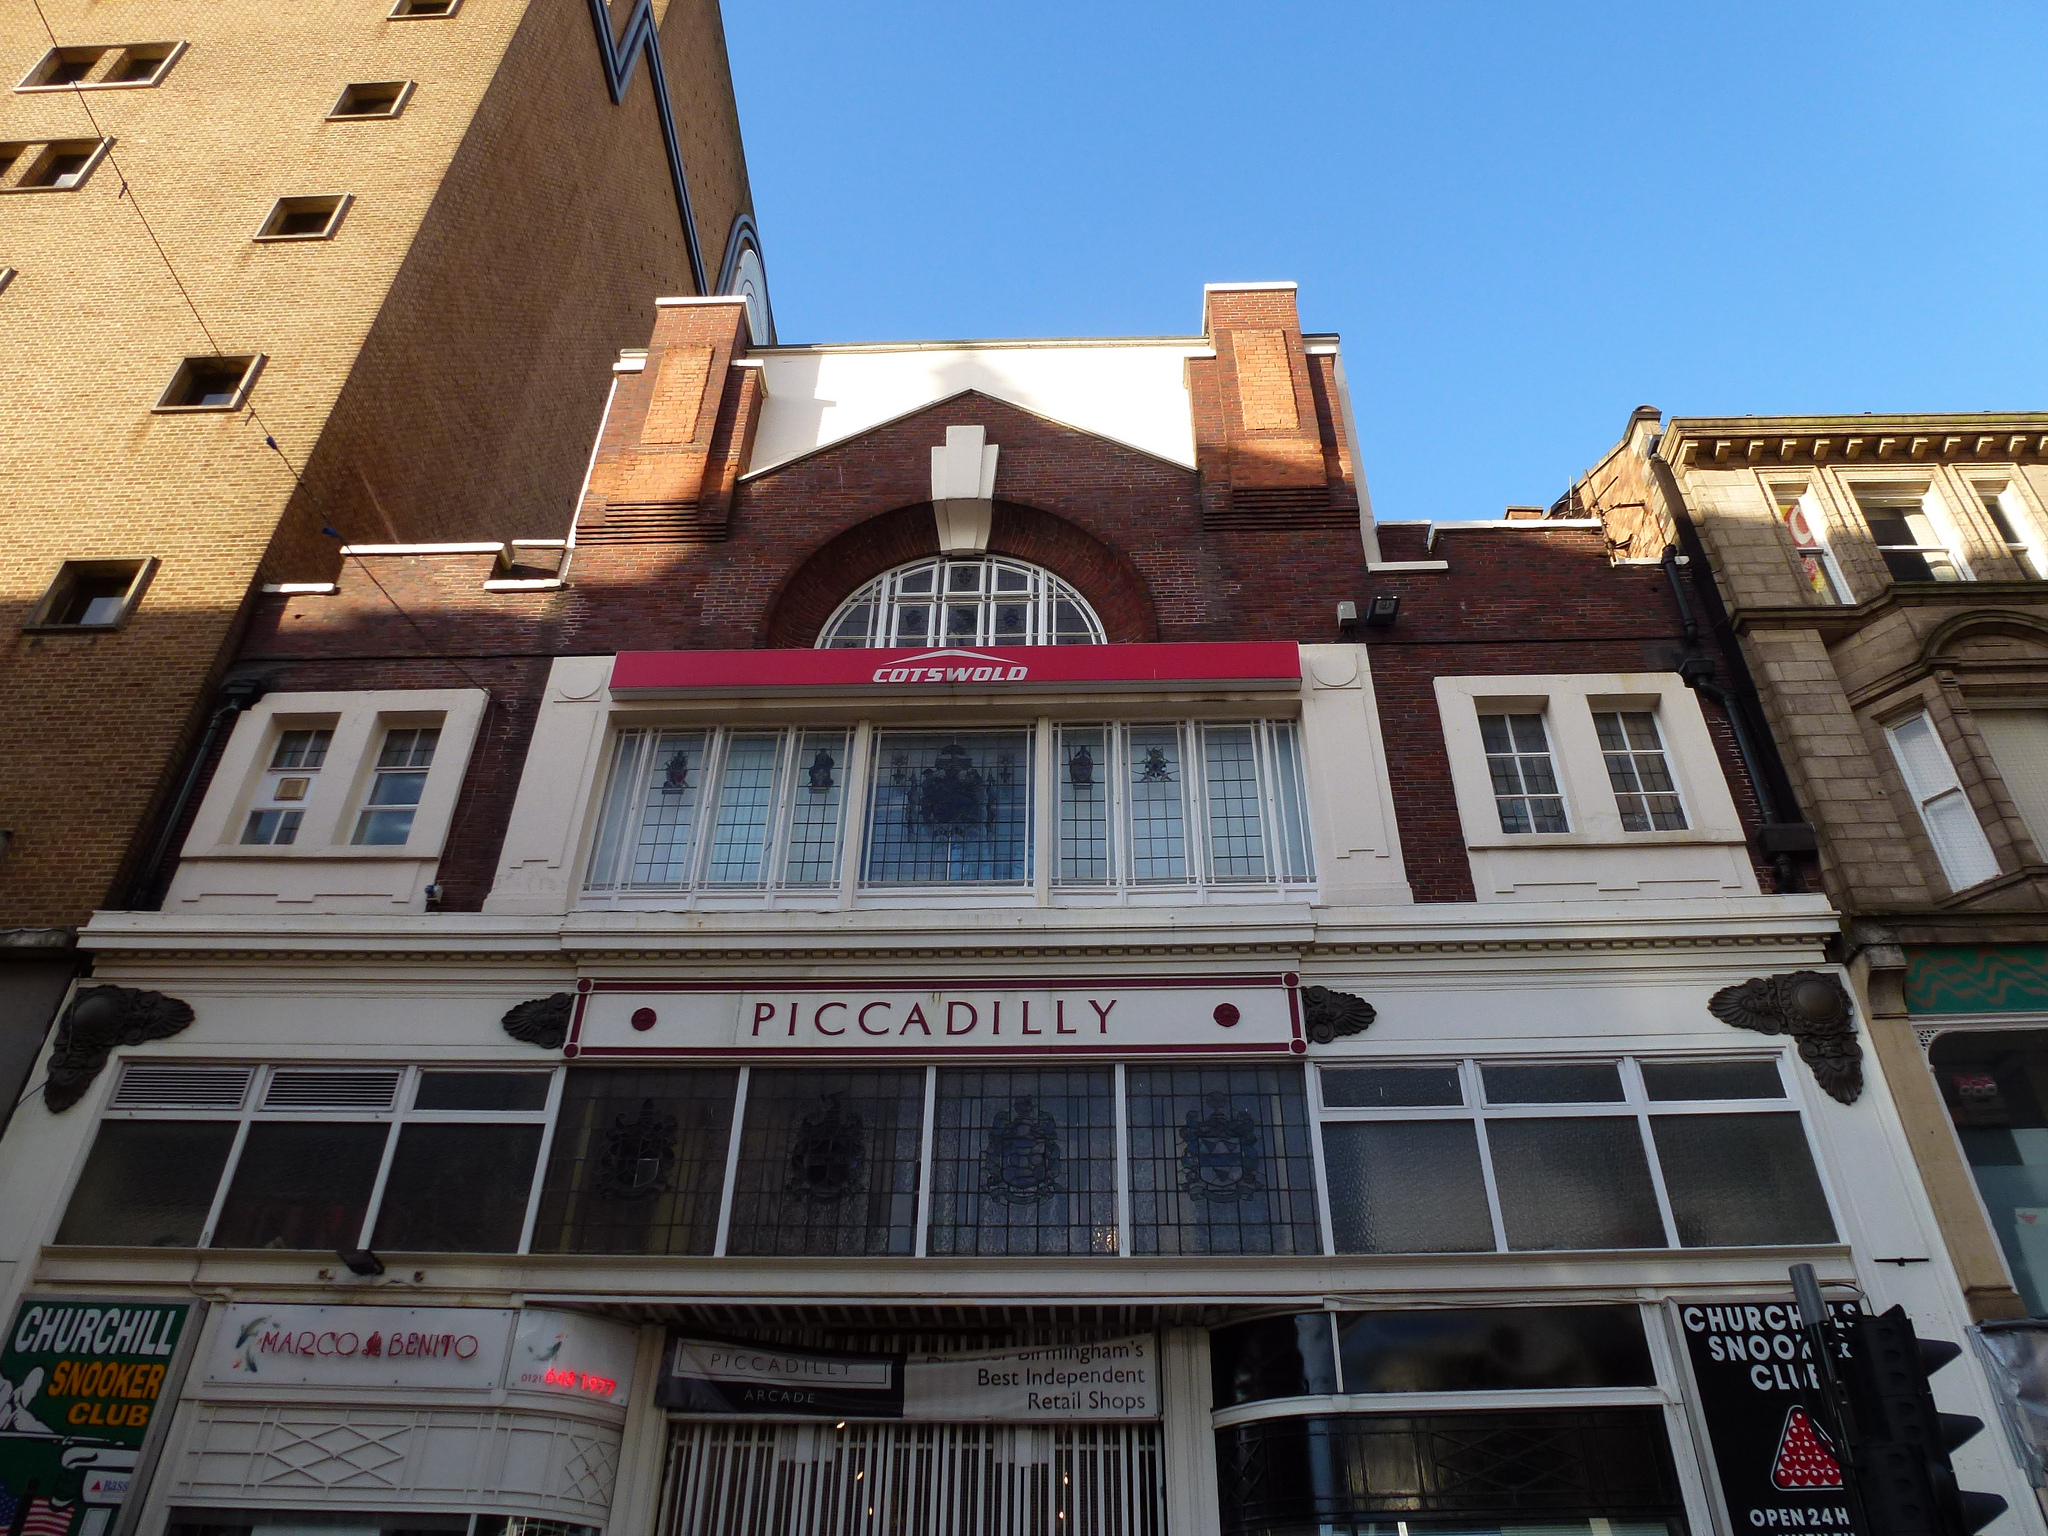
[904,1336,1157,1420]
[572,978,1300,1060]
[204,1304,514,1392]
[659,1334,1157,1421]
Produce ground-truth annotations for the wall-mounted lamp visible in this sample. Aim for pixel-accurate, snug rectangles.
[338,1248,385,1277]
[1335,601,1358,633]
[1362,594,1401,628]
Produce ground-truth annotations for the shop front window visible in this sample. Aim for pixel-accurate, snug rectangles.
[1214,1408,1685,1536]
[1932,1029,2048,1315]
[1125,1065,1319,1256]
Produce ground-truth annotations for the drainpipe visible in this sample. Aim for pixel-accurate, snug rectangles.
[1652,497,1818,893]
[130,675,269,909]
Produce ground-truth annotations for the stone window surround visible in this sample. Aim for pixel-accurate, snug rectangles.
[14,41,185,92]
[1434,673,1746,853]
[178,688,488,864]
[1865,681,2045,899]
[1755,463,2048,594]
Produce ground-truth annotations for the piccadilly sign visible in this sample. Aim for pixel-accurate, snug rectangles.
[566,974,1304,1060]
[607,641,1302,697]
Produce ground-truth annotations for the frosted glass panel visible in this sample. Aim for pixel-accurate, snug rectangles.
[1323,1121,1494,1254]
[1487,1117,1664,1250]
[1652,1113,1836,1246]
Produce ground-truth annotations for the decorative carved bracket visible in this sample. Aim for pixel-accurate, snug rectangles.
[1301,985,1376,1045]
[46,985,195,1112]
[502,993,576,1051]
[1708,970,1862,1104]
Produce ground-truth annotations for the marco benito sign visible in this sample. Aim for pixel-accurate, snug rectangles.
[1676,1298,1865,1536]
[203,1305,514,1392]
[0,1297,194,1536]
[657,1335,1158,1421]
[567,975,1304,1061]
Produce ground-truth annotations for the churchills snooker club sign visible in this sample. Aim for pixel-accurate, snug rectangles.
[565,975,1306,1060]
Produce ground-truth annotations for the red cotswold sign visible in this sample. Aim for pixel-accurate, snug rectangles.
[608,642,1302,696]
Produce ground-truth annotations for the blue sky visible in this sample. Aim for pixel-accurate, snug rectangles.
[722,3,2048,523]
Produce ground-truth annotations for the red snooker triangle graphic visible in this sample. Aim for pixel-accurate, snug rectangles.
[1771,1405,1845,1490]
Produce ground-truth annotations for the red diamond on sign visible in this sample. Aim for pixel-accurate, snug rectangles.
[1771,1405,1844,1490]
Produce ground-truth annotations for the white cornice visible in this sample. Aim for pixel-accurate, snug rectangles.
[79,896,1838,969]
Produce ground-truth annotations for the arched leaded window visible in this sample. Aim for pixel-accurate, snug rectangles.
[817,556,1105,649]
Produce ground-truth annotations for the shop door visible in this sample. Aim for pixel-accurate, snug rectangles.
[658,1421,1163,1536]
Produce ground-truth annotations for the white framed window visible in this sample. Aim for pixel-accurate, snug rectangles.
[1592,710,1687,831]
[1772,485,1849,602]
[352,726,440,845]
[241,727,333,845]
[587,727,852,893]
[1974,482,2047,579]
[1478,712,1567,833]
[1054,721,1312,888]
[818,556,1103,648]
[1314,1055,1835,1254]
[1885,711,2001,891]
[173,687,486,870]
[54,1061,559,1254]
[1855,488,1969,583]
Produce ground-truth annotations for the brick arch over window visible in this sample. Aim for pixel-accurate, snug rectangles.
[761,500,1159,647]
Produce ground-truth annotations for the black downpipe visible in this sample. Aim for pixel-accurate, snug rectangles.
[1651,468,1816,894]
[129,677,268,909]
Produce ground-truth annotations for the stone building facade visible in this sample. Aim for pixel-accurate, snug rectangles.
[1573,409,2048,1339]
[0,0,769,1115]
[0,286,2030,1536]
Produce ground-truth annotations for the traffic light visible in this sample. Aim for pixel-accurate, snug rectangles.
[1840,1305,2008,1536]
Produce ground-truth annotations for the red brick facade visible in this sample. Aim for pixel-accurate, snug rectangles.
[161,285,1790,910]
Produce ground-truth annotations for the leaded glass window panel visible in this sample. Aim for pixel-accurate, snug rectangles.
[586,728,852,894]
[530,1068,736,1255]
[724,1067,925,1256]
[928,1067,1117,1255]
[1125,725,1189,882]
[1058,726,1111,883]
[863,731,1031,885]
[818,556,1105,648]
[1127,1065,1320,1255]
[704,731,783,884]
[1201,726,1269,879]
[781,730,851,886]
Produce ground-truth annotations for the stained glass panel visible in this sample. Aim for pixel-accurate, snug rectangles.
[724,1067,925,1256]
[530,1068,737,1255]
[928,1067,1117,1255]
[1127,1065,1319,1255]
[863,732,1031,885]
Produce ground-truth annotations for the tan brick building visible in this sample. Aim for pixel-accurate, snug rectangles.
[1575,409,2048,1328]
[0,0,768,1096]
